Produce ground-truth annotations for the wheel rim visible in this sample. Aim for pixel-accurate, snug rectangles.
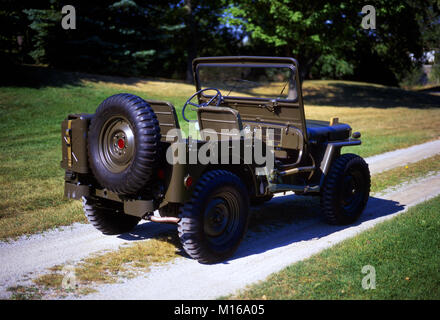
[98,116,135,173]
[341,169,365,214]
[203,191,240,246]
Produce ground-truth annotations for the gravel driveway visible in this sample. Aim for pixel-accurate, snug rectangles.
[1,139,439,299]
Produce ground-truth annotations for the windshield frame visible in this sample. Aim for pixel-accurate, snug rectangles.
[193,56,301,104]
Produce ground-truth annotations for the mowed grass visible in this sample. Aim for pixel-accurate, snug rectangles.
[0,70,439,240]
[227,195,440,300]
[371,154,440,193]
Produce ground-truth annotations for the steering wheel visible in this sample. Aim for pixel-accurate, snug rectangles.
[182,87,223,122]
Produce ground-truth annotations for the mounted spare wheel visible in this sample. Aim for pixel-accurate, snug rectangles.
[88,93,161,194]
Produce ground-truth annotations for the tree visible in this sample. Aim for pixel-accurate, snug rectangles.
[4,0,184,76]
[225,0,437,85]
[165,0,237,81]
[0,0,43,66]
[2,0,437,84]
[225,1,359,79]
[3,0,238,79]
[47,0,168,76]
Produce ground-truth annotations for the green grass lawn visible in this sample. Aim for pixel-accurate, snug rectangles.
[227,195,440,300]
[0,68,439,240]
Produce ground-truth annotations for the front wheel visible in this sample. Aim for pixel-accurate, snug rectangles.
[178,170,250,264]
[321,153,370,225]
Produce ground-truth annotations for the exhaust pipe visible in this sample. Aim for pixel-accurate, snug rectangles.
[147,215,180,224]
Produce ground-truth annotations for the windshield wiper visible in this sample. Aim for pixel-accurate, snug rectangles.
[277,80,289,99]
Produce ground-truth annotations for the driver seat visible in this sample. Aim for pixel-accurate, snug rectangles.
[197,106,243,141]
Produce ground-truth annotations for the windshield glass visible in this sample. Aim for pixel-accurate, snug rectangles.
[196,64,297,101]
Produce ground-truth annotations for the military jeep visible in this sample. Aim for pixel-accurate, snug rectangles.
[61,56,370,264]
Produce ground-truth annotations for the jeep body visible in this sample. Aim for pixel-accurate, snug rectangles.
[61,56,370,263]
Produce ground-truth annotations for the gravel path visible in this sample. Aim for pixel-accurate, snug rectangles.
[0,139,439,299]
[366,139,440,174]
[82,173,440,300]
[0,222,174,296]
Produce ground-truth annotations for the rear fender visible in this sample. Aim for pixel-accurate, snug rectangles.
[163,143,258,204]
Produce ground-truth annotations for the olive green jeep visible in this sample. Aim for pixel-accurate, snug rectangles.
[61,56,370,264]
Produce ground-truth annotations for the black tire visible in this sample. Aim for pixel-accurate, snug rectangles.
[82,196,140,235]
[250,193,274,206]
[178,170,250,264]
[321,153,370,225]
[88,93,161,194]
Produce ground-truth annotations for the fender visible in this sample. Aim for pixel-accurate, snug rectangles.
[319,139,362,187]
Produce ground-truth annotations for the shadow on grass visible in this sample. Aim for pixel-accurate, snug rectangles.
[0,64,188,89]
[4,65,439,110]
[303,82,440,109]
[1,64,84,88]
[416,85,440,95]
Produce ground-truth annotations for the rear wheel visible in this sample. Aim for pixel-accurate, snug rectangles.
[321,153,370,225]
[178,170,250,264]
[82,196,140,235]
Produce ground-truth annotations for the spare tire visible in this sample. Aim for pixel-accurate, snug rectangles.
[88,93,161,194]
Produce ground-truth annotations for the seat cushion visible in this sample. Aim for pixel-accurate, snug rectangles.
[307,120,351,141]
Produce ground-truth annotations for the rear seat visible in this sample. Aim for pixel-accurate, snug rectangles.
[306,120,351,142]
[147,100,180,142]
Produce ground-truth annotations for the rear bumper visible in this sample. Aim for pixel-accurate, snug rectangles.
[64,182,90,200]
[64,182,154,218]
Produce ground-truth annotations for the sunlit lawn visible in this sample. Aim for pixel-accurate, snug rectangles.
[0,70,439,239]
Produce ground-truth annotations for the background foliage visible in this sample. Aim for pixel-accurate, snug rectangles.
[1,0,439,85]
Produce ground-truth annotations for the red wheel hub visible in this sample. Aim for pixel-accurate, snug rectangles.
[117,138,125,149]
